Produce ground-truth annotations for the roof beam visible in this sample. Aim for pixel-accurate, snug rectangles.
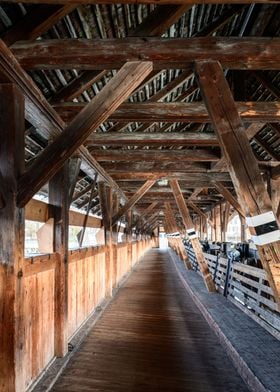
[17,61,153,207]
[214,181,245,218]
[55,101,280,123]
[86,132,218,147]
[92,149,220,162]
[0,39,130,203]
[5,1,278,7]
[112,180,156,225]
[12,38,280,71]
[101,162,209,173]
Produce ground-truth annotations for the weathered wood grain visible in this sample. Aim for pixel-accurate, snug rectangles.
[55,101,280,123]
[12,37,280,70]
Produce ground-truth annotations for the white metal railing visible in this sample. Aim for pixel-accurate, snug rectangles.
[185,244,280,338]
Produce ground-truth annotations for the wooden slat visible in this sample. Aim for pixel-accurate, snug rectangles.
[170,179,216,292]
[17,61,153,207]
[55,101,280,123]
[195,60,280,309]
[12,37,280,70]
[112,180,156,225]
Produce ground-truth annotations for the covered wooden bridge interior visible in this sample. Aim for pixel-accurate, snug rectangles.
[0,0,280,391]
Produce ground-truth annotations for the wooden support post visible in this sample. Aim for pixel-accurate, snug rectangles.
[239,214,246,243]
[196,60,280,307]
[170,179,216,292]
[49,163,70,357]
[0,84,25,391]
[164,202,191,269]
[126,209,133,269]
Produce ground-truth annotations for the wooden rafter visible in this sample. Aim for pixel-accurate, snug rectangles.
[214,181,245,218]
[112,180,156,225]
[17,61,153,207]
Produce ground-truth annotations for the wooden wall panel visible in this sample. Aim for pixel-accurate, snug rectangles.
[21,239,154,389]
[22,266,55,389]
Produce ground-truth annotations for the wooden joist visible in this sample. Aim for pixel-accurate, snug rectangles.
[55,101,280,123]
[169,179,216,292]
[195,60,280,308]
[100,162,209,173]
[17,61,153,207]
[6,0,280,4]
[92,149,221,162]
[86,132,219,147]
[12,38,280,70]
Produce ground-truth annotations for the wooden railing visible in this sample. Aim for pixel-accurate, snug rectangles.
[23,238,155,390]
[184,244,280,338]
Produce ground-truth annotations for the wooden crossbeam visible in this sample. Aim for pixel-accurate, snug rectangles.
[187,201,215,228]
[169,179,216,292]
[17,61,153,207]
[92,149,220,162]
[6,1,279,4]
[112,174,232,183]
[100,162,209,173]
[214,181,245,218]
[86,132,219,146]
[0,39,130,204]
[12,38,280,70]
[195,60,280,308]
[130,202,158,231]
[55,101,280,123]
[112,180,156,225]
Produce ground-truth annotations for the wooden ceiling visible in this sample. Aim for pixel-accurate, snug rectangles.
[0,1,279,229]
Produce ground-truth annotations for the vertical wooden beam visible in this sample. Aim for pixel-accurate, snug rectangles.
[170,179,216,292]
[0,84,25,392]
[49,163,70,357]
[195,60,280,307]
[164,202,191,269]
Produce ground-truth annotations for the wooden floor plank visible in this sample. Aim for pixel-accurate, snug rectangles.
[52,249,248,392]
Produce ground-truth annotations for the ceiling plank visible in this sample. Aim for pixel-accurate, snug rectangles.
[17,61,153,207]
[12,37,280,70]
[55,101,280,123]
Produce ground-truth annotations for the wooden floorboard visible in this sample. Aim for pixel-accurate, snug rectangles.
[52,249,249,392]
